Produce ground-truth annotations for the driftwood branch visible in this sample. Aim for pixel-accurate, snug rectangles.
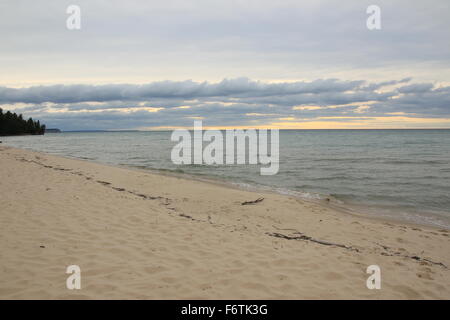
[374,242,448,269]
[266,232,359,252]
[241,197,264,205]
[268,230,447,268]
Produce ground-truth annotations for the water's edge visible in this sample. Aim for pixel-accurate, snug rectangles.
[3,144,449,231]
[3,130,450,230]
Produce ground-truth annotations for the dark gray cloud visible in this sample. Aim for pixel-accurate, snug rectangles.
[2,78,449,130]
[0,78,366,104]
[397,83,434,94]
[362,78,412,91]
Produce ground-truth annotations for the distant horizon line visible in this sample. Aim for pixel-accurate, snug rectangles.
[57,128,450,132]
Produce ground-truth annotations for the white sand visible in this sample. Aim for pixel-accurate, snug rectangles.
[0,146,449,299]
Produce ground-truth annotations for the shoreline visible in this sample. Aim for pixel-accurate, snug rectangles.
[141,166,449,232]
[4,142,449,231]
[1,145,449,299]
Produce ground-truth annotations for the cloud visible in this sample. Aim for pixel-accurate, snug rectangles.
[362,78,412,91]
[1,1,450,86]
[397,83,434,94]
[1,77,449,130]
[0,78,366,104]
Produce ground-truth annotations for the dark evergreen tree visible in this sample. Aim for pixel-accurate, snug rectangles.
[0,109,46,136]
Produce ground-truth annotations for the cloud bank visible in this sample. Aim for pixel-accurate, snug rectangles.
[2,78,449,130]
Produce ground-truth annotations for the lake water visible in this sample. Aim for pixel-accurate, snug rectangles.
[3,129,450,229]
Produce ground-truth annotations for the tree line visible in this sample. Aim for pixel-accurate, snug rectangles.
[0,108,46,136]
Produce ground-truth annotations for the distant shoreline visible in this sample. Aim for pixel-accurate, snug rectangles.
[0,133,44,137]
[59,128,450,132]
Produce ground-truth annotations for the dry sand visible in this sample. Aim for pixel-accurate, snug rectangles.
[0,146,449,299]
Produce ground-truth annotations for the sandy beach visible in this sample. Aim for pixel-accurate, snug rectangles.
[0,145,449,299]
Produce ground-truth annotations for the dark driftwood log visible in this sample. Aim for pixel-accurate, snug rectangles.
[241,197,264,205]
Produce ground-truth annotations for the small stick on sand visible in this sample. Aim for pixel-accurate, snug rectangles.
[241,197,264,205]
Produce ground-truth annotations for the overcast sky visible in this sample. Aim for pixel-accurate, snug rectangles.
[1,0,449,129]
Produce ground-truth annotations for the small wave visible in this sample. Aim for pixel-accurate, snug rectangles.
[308,176,375,181]
[382,160,448,165]
[231,182,326,201]
[311,157,383,163]
[155,168,185,174]
[274,188,324,200]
